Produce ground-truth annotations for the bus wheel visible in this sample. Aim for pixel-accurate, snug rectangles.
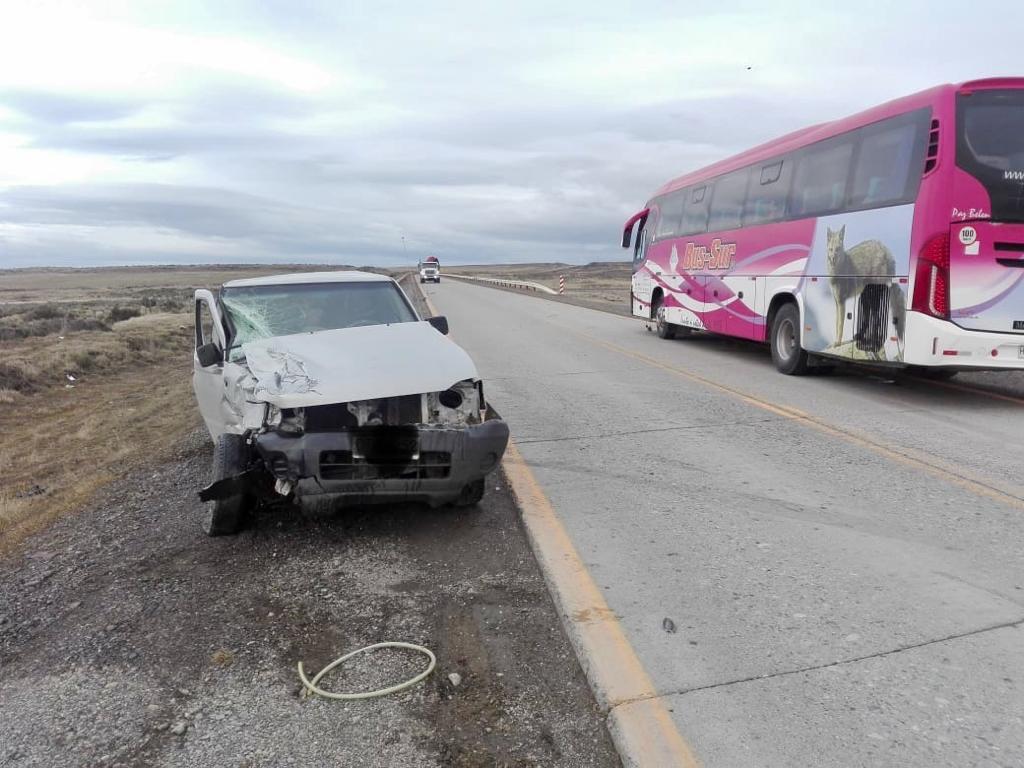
[653,297,676,340]
[651,296,684,339]
[770,303,808,375]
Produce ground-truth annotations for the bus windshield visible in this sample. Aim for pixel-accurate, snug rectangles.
[956,88,1024,221]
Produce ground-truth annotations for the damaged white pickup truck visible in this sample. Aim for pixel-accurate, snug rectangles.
[192,271,509,536]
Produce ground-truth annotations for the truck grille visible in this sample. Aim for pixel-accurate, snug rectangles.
[304,396,422,431]
[319,450,452,480]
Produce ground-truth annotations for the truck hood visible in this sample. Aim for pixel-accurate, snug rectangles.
[240,321,478,408]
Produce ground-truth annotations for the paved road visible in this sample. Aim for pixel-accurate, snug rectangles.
[426,279,1024,768]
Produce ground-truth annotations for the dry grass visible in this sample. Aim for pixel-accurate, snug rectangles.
[0,265,321,553]
[0,327,201,553]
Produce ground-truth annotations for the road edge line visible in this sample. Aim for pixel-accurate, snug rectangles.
[502,441,700,768]
[412,277,699,767]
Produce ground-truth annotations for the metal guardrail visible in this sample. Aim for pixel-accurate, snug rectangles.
[443,273,559,295]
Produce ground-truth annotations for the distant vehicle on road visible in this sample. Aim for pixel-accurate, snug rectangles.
[623,78,1024,376]
[419,256,441,283]
[191,271,509,535]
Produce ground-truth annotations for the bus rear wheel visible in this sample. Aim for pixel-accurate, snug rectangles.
[770,303,808,375]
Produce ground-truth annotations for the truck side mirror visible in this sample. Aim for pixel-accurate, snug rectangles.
[196,342,223,367]
[427,316,449,335]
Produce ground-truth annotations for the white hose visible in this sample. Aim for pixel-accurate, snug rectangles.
[297,641,437,700]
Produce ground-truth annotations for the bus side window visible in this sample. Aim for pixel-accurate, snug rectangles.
[788,139,855,217]
[707,168,750,232]
[744,159,792,225]
[654,190,687,240]
[849,111,928,209]
[679,185,709,235]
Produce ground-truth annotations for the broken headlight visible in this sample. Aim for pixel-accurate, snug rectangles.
[276,407,305,435]
[426,380,482,426]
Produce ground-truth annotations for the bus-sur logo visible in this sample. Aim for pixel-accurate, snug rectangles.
[682,239,736,270]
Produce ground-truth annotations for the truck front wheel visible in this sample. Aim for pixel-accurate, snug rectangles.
[204,433,251,536]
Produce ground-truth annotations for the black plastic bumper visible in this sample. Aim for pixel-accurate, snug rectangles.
[253,418,509,508]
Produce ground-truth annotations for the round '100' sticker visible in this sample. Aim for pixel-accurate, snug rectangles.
[959,226,978,246]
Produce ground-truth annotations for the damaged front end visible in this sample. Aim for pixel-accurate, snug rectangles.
[252,380,508,510]
[198,319,509,512]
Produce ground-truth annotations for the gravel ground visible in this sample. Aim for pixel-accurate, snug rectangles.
[0,430,619,767]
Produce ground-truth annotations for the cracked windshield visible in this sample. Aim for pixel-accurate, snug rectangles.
[221,281,417,357]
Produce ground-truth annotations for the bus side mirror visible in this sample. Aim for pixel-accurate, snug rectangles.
[427,316,449,335]
[621,208,650,249]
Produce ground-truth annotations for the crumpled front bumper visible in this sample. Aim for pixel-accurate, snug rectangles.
[253,417,509,508]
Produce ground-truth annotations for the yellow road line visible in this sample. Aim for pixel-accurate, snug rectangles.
[503,442,701,768]
[571,329,1024,512]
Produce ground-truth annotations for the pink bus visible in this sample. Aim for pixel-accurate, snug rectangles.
[623,78,1024,376]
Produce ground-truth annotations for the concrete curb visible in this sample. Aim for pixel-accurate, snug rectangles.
[410,277,700,768]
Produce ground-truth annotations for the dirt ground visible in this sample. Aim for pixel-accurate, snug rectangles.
[0,427,619,768]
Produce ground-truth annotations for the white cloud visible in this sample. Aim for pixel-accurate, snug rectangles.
[0,4,340,95]
[1,0,1024,268]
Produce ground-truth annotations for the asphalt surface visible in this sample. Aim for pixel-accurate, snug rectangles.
[425,278,1024,768]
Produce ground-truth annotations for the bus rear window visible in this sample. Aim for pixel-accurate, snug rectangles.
[957,89,1024,221]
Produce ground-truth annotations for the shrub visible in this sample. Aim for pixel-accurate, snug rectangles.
[106,306,142,324]
[70,351,100,372]
[25,304,63,321]
[0,362,38,393]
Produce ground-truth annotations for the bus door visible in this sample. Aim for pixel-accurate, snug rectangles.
[701,274,723,334]
[722,276,760,340]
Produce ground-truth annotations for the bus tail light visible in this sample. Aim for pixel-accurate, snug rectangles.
[911,233,950,319]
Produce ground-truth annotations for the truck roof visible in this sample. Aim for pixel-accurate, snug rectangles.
[222,270,392,288]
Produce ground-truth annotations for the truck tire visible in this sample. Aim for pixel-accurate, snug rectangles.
[204,433,250,536]
[770,303,809,375]
[453,478,485,507]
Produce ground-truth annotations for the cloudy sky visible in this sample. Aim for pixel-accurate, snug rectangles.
[1,0,1022,268]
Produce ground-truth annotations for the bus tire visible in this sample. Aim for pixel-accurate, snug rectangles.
[770,303,808,375]
[653,296,676,340]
